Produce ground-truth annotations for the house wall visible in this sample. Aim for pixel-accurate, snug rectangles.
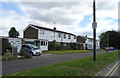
[7,38,22,52]
[38,29,76,43]
[85,38,93,50]
[85,38,100,50]
[77,36,85,43]
[24,26,38,39]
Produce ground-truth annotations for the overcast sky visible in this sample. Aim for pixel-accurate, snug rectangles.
[0,0,119,38]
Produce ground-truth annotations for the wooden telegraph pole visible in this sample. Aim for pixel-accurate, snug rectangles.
[92,0,97,61]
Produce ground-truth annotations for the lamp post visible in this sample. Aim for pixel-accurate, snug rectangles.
[92,0,97,61]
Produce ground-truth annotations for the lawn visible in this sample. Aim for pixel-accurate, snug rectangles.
[43,50,92,54]
[7,50,119,76]
[0,56,2,61]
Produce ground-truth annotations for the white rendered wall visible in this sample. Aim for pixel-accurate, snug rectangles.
[38,29,76,43]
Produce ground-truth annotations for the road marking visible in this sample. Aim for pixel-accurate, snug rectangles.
[105,62,118,76]
[110,64,118,76]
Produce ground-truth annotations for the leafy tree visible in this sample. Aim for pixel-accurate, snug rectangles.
[8,27,19,38]
[99,30,120,49]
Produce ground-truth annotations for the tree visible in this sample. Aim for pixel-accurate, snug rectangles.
[99,30,120,49]
[8,27,19,38]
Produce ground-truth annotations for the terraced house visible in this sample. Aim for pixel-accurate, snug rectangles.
[24,24,77,50]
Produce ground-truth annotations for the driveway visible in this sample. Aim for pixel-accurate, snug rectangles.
[2,51,109,75]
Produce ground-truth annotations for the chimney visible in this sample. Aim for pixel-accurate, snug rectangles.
[53,27,56,30]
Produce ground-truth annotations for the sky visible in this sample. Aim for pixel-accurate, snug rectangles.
[0,0,119,38]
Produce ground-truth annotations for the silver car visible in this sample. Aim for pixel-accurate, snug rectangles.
[21,44,42,56]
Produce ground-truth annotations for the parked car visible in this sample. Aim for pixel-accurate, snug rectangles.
[109,47,114,50]
[21,44,42,56]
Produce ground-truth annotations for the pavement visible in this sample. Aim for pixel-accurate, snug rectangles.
[96,59,119,78]
[2,51,116,75]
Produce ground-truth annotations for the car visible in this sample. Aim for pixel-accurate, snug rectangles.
[109,47,114,50]
[21,44,42,56]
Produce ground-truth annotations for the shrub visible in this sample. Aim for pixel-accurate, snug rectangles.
[48,40,60,51]
[2,52,16,61]
[2,38,12,55]
[18,50,31,59]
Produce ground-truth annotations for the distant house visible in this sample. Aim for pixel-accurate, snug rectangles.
[85,37,100,50]
[23,24,77,48]
[77,35,86,50]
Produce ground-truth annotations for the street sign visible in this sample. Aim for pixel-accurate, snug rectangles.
[92,22,97,29]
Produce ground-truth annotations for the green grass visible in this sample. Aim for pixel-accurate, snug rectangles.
[0,56,2,61]
[7,50,119,76]
[43,50,92,54]
[96,49,104,51]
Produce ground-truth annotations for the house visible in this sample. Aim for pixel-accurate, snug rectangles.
[77,35,86,50]
[85,37,100,50]
[23,24,77,48]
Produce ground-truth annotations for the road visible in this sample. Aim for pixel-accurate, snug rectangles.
[2,51,110,75]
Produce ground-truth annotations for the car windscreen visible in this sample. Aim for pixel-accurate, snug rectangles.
[30,45,39,49]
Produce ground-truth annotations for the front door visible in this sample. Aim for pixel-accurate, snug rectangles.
[35,41,40,47]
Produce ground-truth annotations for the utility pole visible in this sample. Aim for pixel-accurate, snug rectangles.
[92,0,97,61]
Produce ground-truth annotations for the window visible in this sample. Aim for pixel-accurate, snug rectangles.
[41,41,47,46]
[52,32,55,37]
[26,45,31,50]
[74,36,76,39]
[46,41,48,46]
[68,35,71,39]
[41,41,44,46]
[58,33,61,38]
[40,30,44,34]
[43,41,46,45]
[64,34,66,39]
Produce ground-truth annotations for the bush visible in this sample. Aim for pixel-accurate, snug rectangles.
[48,40,60,51]
[18,50,31,58]
[2,38,12,55]
[2,52,16,61]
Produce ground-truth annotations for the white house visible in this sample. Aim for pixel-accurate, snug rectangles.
[24,24,77,47]
[85,37,100,50]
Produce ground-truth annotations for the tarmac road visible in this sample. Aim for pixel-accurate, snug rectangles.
[2,51,112,75]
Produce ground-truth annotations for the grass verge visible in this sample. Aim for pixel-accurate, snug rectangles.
[6,50,118,76]
[0,56,2,61]
[43,50,92,54]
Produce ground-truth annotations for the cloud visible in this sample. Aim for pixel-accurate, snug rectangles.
[0,1,119,38]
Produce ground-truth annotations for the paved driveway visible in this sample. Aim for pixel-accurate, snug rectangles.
[2,51,107,75]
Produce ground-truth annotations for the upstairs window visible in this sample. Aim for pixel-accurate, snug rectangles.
[58,33,61,38]
[74,36,76,39]
[40,30,44,34]
[64,34,66,39]
[68,35,71,39]
[52,32,55,37]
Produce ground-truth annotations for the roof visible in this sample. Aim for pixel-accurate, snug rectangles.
[29,24,76,36]
[77,35,86,39]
